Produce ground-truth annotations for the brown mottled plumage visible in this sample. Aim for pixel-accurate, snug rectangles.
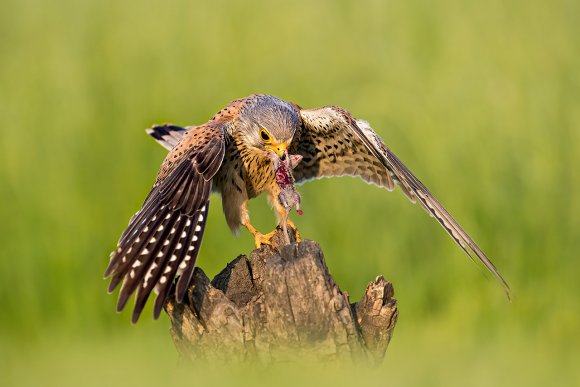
[105,94,510,323]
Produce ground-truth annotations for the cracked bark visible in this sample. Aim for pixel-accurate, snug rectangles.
[164,228,398,364]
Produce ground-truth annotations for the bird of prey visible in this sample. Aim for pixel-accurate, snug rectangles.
[105,94,510,323]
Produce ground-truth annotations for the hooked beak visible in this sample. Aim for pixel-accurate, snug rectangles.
[265,141,288,157]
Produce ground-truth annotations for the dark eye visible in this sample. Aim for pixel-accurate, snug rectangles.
[260,129,271,142]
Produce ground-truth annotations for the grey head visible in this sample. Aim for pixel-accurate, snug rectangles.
[237,95,300,153]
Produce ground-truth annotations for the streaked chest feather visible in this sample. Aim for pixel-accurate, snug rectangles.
[214,140,276,199]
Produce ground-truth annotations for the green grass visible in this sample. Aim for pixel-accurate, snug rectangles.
[1,0,579,385]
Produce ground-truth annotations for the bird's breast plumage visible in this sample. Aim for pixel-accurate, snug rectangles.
[212,134,278,232]
[236,138,276,198]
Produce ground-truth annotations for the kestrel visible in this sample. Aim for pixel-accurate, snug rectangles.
[105,94,510,323]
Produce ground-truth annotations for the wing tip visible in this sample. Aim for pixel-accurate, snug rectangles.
[153,304,163,320]
[103,264,115,279]
[115,286,133,313]
[107,276,122,294]
[131,306,143,324]
[505,287,512,303]
[499,276,512,302]
[469,246,512,302]
[175,282,187,304]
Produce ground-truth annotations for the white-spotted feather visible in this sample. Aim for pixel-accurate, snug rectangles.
[105,123,225,323]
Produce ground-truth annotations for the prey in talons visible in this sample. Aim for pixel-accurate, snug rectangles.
[266,149,304,246]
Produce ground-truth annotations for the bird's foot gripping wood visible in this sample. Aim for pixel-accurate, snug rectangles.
[243,217,301,248]
[247,224,301,249]
[242,218,278,248]
[252,229,277,249]
[255,225,301,249]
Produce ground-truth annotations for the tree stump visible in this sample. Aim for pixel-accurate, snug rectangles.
[164,228,398,364]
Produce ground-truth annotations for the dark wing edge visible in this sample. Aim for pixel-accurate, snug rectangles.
[297,106,511,299]
[105,124,226,323]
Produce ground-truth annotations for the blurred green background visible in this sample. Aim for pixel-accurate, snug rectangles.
[1,0,579,385]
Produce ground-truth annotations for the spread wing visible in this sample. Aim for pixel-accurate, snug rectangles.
[292,106,510,298]
[105,123,226,323]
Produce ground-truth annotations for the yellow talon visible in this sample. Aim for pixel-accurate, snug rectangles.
[252,229,277,248]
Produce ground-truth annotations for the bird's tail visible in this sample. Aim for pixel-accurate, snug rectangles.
[146,124,189,151]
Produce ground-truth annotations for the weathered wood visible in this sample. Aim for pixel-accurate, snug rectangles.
[164,228,398,364]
